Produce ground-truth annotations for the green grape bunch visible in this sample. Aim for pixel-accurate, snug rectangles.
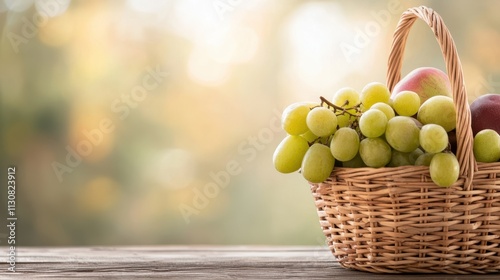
[273,81,460,188]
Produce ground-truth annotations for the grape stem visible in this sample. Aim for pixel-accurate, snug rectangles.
[319,96,361,118]
[308,134,333,147]
[318,96,362,136]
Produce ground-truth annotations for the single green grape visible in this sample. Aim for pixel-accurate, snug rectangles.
[415,153,435,166]
[392,90,420,116]
[359,137,392,167]
[359,109,387,138]
[332,87,360,108]
[371,102,395,121]
[385,116,420,152]
[430,153,459,187]
[409,148,424,163]
[360,82,390,111]
[301,143,335,183]
[330,127,359,161]
[306,107,337,137]
[419,124,448,153]
[273,135,309,173]
[281,102,312,135]
[300,130,318,143]
[388,150,412,167]
[417,96,456,132]
[473,129,500,162]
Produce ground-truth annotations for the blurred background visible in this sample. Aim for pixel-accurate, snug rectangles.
[0,0,499,246]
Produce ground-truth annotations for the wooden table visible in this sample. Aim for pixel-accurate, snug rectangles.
[2,246,499,279]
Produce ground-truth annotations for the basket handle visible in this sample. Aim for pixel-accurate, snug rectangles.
[386,6,476,189]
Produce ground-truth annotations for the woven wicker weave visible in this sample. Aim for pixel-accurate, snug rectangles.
[310,6,500,274]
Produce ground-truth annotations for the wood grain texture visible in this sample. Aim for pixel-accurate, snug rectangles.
[2,246,499,279]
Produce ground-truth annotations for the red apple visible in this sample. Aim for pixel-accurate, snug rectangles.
[391,67,452,104]
[470,93,500,136]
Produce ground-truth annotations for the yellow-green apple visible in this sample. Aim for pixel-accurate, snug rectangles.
[391,67,452,103]
[470,93,500,136]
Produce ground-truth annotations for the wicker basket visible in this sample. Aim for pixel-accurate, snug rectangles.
[310,6,500,274]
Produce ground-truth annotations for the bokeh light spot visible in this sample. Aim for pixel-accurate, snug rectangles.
[78,177,120,214]
[153,149,196,189]
[188,47,229,86]
[38,11,74,46]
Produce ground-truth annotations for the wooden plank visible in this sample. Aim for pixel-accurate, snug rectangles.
[1,246,499,279]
